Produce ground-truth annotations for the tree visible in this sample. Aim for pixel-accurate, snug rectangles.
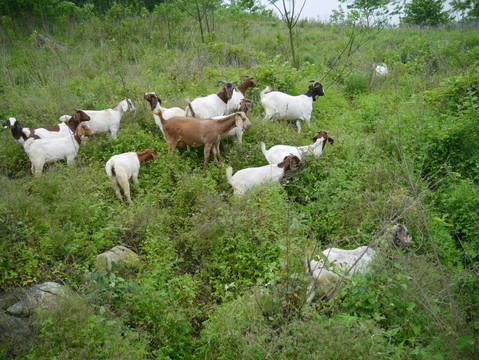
[402,0,451,27]
[269,0,307,67]
[179,0,221,43]
[338,0,397,27]
[450,0,479,24]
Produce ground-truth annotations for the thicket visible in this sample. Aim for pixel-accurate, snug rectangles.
[0,4,478,359]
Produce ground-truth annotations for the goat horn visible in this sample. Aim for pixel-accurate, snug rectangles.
[218,80,227,84]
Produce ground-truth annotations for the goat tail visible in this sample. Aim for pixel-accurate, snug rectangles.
[226,166,233,185]
[105,159,116,178]
[260,86,271,100]
[260,141,268,157]
[185,98,196,118]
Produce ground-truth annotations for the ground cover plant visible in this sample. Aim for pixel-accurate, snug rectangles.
[0,2,478,359]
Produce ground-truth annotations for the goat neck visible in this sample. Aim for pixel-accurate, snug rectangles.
[215,112,244,133]
[237,77,258,95]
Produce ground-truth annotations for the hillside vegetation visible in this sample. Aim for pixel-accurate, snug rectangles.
[0,6,478,359]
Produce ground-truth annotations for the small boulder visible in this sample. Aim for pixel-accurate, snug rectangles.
[96,245,140,272]
[0,311,32,357]
[6,282,66,317]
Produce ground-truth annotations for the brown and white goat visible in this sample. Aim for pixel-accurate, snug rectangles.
[226,155,302,196]
[185,81,236,118]
[153,108,250,166]
[226,76,259,114]
[105,149,157,205]
[23,110,90,140]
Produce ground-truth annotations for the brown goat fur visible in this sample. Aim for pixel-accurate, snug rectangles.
[153,108,249,165]
[136,148,157,164]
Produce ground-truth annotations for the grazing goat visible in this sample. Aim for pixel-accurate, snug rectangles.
[22,110,90,140]
[226,76,258,114]
[60,98,135,139]
[105,149,157,205]
[144,92,186,139]
[185,81,235,118]
[375,63,388,76]
[260,81,324,133]
[153,108,250,166]
[261,130,334,165]
[226,155,302,196]
[213,98,254,145]
[3,118,31,145]
[305,224,411,302]
[23,124,93,176]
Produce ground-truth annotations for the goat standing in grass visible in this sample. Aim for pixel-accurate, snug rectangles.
[260,81,324,133]
[105,149,157,205]
[24,124,93,176]
[185,81,236,118]
[154,107,250,166]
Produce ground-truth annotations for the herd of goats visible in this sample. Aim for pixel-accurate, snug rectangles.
[2,72,411,302]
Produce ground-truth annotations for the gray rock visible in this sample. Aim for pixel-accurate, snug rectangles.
[0,311,32,357]
[6,282,66,317]
[96,245,140,272]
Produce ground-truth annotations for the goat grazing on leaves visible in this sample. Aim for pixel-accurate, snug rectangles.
[60,98,135,139]
[185,81,236,119]
[213,98,254,145]
[226,155,302,196]
[105,149,157,205]
[144,92,186,139]
[261,130,334,165]
[153,107,250,166]
[225,76,259,114]
[22,110,90,140]
[305,224,411,302]
[23,124,93,176]
[260,81,324,133]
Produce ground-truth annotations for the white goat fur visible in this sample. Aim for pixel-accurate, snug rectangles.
[260,82,324,133]
[305,246,377,302]
[185,82,234,119]
[105,149,157,205]
[261,130,333,164]
[23,124,93,176]
[375,63,388,76]
[143,92,185,139]
[61,98,135,139]
[226,155,301,196]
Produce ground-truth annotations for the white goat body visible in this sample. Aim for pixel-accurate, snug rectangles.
[61,98,135,139]
[23,124,93,176]
[143,92,185,139]
[105,148,157,205]
[23,110,90,140]
[260,81,324,133]
[226,155,301,196]
[305,246,377,302]
[261,130,334,164]
[225,76,258,114]
[185,82,235,119]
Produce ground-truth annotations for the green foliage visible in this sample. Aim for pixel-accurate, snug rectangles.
[402,0,451,27]
[344,70,370,96]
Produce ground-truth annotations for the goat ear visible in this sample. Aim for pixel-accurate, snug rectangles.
[235,114,244,130]
[78,110,90,121]
[151,149,157,163]
[327,137,334,145]
[122,99,129,112]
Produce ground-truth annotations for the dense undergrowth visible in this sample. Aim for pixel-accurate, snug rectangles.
[0,5,478,359]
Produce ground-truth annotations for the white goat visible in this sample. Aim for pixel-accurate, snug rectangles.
[213,99,253,145]
[105,148,157,205]
[60,98,135,139]
[144,92,186,139]
[305,224,411,302]
[260,81,324,133]
[225,76,258,114]
[226,155,302,196]
[22,110,90,140]
[261,130,334,165]
[185,81,235,119]
[23,124,93,176]
[375,63,388,76]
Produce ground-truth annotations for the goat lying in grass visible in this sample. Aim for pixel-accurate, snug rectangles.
[105,149,157,205]
[153,107,250,166]
[226,155,302,196]
[23,124,93,176]
[261,130,334,164]
[305,224,411,302]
